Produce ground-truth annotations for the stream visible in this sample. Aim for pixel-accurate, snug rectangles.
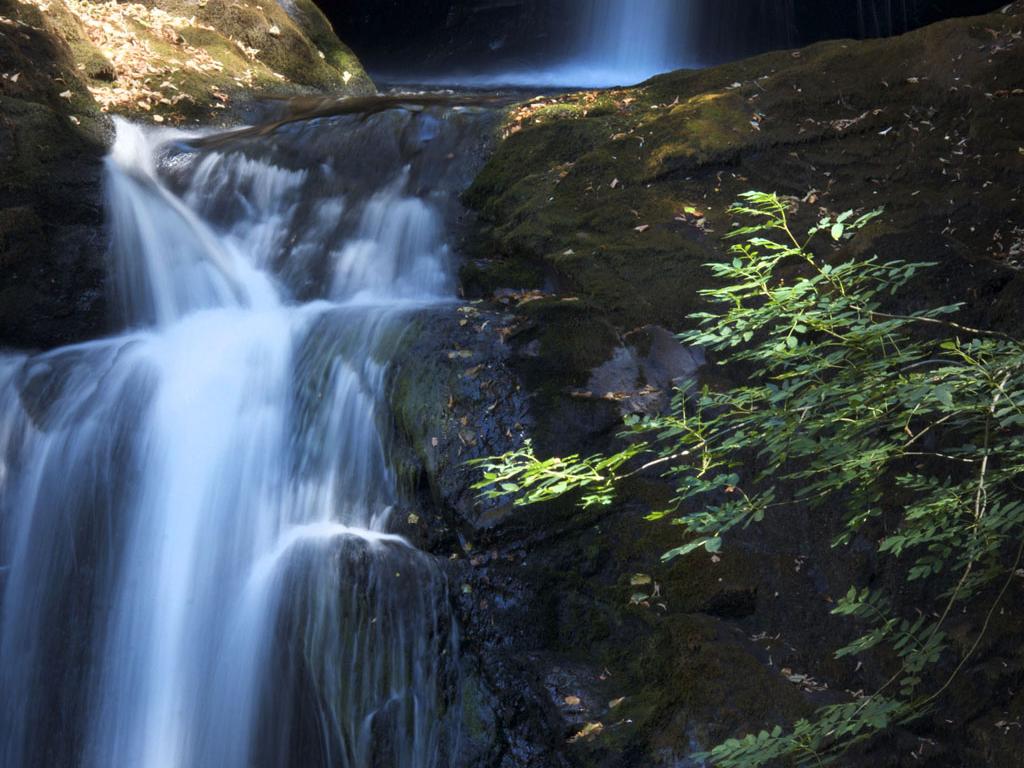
[0,97,499,768]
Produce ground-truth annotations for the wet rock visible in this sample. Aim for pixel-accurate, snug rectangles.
[388,304,531,534]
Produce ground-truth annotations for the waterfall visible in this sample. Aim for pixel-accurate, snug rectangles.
[0,103,485,767]
[572,0,695,85]
[399,0,697,89]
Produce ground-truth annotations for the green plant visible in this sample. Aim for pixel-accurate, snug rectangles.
[472,192,1024,766]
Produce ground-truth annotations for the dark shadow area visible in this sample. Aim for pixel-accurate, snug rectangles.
[320,0,1008,80]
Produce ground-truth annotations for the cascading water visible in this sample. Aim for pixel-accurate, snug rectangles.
[570,0,695,86]
[0,99,492,767]
[389,0,697,89]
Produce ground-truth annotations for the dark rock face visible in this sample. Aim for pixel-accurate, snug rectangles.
[0,5,112,349]
[321,0,565,72]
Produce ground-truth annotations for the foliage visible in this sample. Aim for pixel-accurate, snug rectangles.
[472,192,1024,765]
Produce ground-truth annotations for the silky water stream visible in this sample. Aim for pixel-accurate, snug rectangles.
[0,98,496,768]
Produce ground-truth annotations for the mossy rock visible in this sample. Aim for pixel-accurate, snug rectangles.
[13,0,375,127]
[560,613,810,765]
[458,255,546,298]
[466,4,1024,336]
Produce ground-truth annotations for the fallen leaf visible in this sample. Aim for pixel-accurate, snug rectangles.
[610,178,619,189]
[10,72,20,83]
[564,695,581,706]
[609,697,625,709]
[634,224,650,233]
[59,89,73,100]
[267,24,280,37]
[630,573,653,586]
[569,722,604,743]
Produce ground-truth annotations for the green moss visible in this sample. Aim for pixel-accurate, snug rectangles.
[642,91,753,178]
[40,4,116,84]
[386,321,453,494]
[531,102,587,122]
[612,614,809,747]
[0,96,101,186]
[519,299,619,383]
[459,257,546,296]
[458,672,490,742]
[464,119,607,217]
[283,0,374,92]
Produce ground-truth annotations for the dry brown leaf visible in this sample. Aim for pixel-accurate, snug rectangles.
[569,722,604,743]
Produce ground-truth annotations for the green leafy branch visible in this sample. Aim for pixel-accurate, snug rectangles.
[473,191,1024,766]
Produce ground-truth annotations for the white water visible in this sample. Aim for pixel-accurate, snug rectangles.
[0,108,472,767]
[569,0,695,86]
[405,0,697,89]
